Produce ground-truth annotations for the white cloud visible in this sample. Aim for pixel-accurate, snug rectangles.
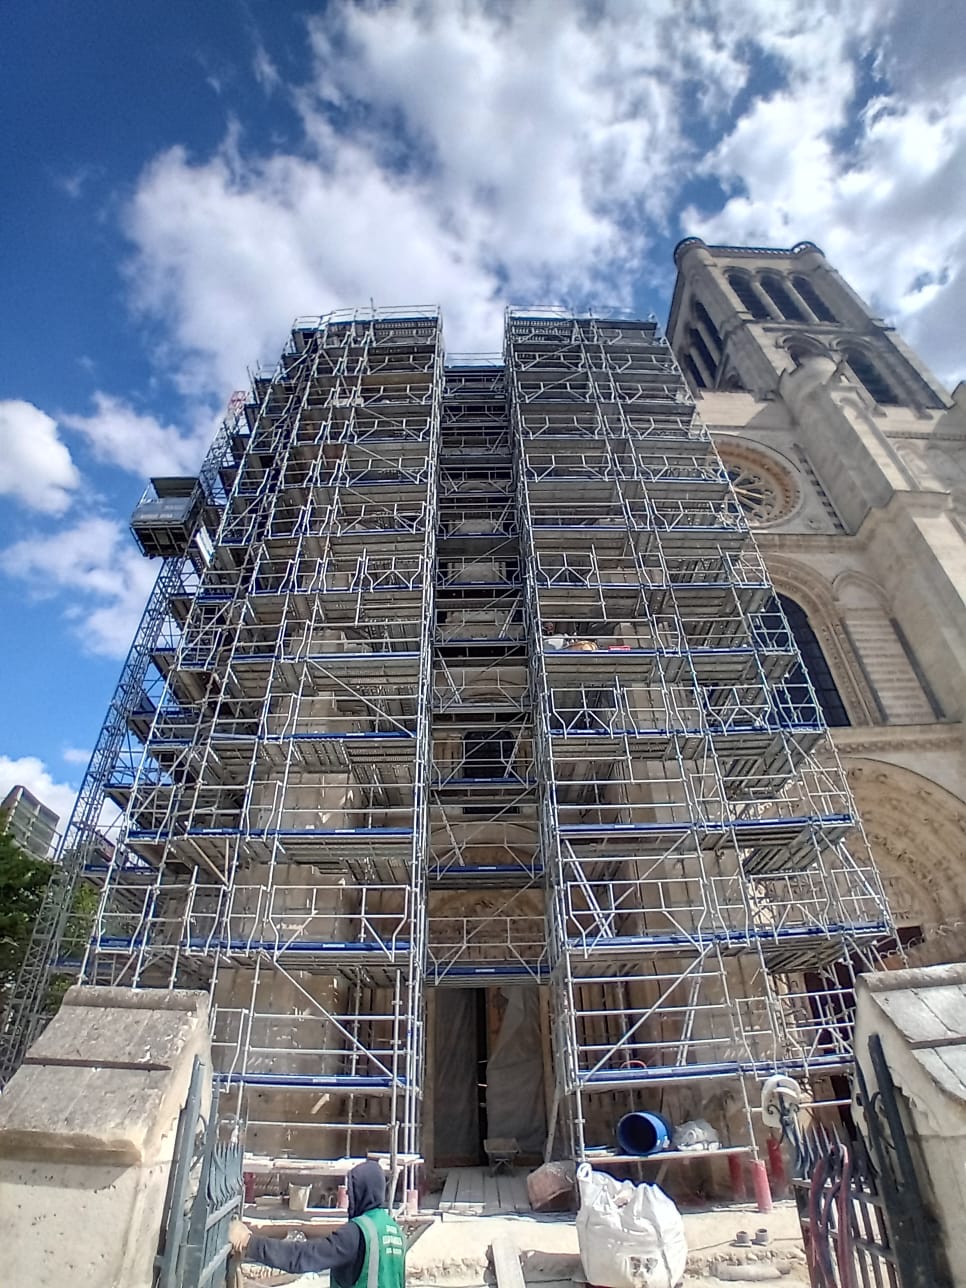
[61,392,216,477]
[62,747,92,766]
[0,756,79,839]
[84,1,966,400]
[681,9,966,386]
[123,134,505,394]
[119,1,780,393]
[0,400,80,514]
[252,38,281,95]
[1,516,158,659]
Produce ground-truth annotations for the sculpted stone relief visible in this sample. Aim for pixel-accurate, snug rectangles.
[847,760,966,943]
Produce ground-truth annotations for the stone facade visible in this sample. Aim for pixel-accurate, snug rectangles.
[668,240,966,962]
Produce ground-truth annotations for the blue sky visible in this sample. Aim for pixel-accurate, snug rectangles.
[1,0,965,830]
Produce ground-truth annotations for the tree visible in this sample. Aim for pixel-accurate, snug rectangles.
[0,820,54,992]
[0,815,98,1019]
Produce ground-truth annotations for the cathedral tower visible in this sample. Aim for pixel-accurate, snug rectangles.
[669,238,966,962]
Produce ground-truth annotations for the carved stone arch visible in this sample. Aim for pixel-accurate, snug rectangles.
[781,332,832,365]
[846,759,966,962]
[762,555,879,724]
[831,568,890,612]
[724,268,771,321]
[828,336,902,406]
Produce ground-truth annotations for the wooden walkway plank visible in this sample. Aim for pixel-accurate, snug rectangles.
[483,1171,501,1215]
[492,1237,526,1288]
[495,1171,516,1212]
[509,1171,531,1213]
[459,1166,485,1208]
[439,1170,460,1211]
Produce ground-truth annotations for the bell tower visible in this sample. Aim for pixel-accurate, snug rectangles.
[668,238,951,413]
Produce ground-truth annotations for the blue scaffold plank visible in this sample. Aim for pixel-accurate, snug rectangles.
[566,921,890,954]
[428,964,550,979]
[580,1052,855,1085]
[429,864,545,878]
[216,1073,401,1090]
[125,826,414,839]
[187,938,411,954]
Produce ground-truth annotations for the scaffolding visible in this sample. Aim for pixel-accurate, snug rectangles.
[1,307,894,1190]
[507,311,891,1159]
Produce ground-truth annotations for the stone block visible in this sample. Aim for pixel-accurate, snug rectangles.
[0,986,210,1165]
[0,986,212,1288]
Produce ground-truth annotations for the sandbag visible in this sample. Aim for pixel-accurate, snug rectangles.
[575,1163,687,1288]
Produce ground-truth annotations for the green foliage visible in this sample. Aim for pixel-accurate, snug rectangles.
[0,816,98,1016]
[0,820,54,981]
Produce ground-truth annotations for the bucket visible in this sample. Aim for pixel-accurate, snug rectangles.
[616,1111,672,1156]
[288,1183,312,1212]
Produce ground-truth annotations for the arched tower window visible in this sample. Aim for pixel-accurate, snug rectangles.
[841,345,900,405]
[693,300,722,353]
[762,594,850,727]
[684,355,706,390]
[727,272,770,320]
[792,275,837,323]
[759,273,806,322]
[689,327,718,382]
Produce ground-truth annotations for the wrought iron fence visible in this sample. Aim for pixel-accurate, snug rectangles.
[790,1034,949,1288]
[156,1058,244,1288]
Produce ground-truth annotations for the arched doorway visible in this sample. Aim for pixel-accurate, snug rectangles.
[846,759,966,963]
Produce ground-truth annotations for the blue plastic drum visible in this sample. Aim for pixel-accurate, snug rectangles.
[616,1111,672,1156]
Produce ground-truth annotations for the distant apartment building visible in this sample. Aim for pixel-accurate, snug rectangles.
[1,786,59,861]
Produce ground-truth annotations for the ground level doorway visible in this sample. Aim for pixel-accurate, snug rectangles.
[429,984,547,1169]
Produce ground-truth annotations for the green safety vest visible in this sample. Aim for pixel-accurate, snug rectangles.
[351,1209,406,1288]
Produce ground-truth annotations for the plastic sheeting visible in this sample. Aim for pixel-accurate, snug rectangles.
[486,986,547,1155]
[433,989,481,1165]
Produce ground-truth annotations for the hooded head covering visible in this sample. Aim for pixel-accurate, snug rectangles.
[347,1160,387,1218]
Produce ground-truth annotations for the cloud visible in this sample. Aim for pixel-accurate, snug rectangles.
[94,1,966,399]
[54,164,99,200]
[62,747,93,766]
[0,756,79,839]
[119,0,776,393]
[681,7,966,385]
[1,516,157,658]
[61,392,216,477]
[252,38,281,96]
[0,400,80,514]
[123,134,505,395]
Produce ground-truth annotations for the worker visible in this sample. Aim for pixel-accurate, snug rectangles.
[542,620,568,650]
[229,1159,406,1287]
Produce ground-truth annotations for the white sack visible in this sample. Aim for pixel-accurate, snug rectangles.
[575,1163,687,1288]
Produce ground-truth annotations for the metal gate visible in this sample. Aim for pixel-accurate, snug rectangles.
[156,1059,245,1288]
[792,1034,949,1288]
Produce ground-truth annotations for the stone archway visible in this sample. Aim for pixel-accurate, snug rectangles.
[847,758,966,963]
